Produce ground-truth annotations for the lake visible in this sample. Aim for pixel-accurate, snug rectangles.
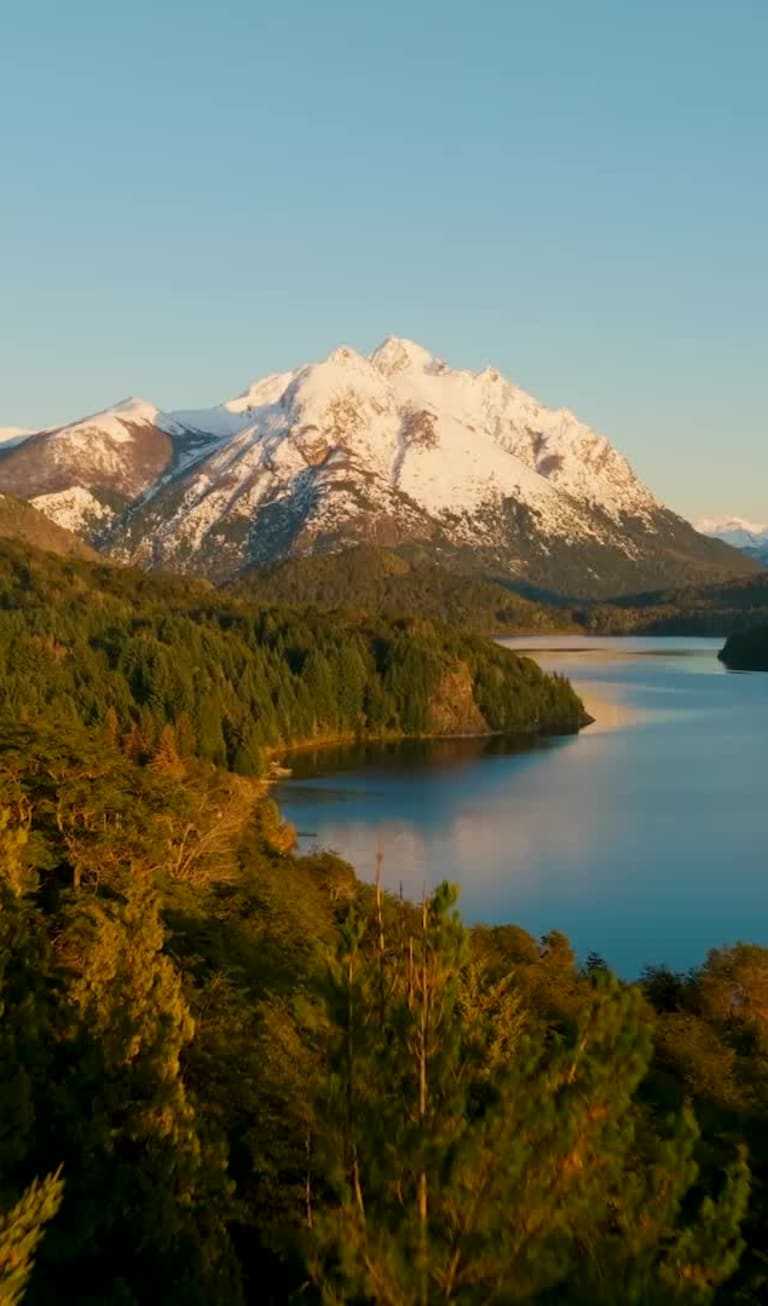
[275,636,768,977]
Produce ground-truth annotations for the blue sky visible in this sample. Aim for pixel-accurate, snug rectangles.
[2,0,766,520]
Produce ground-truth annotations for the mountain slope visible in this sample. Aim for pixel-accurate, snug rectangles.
[0,493,99,560]
[0,537,589,755]
[110,339,755,595]
[0,426,33,449]
[234,545,576,633]
[2,340,756,597]
[0,397,221,538]
[584,572,768,635]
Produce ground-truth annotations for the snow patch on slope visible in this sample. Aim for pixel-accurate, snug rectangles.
[47,397,164,444]
[32,487,114,534]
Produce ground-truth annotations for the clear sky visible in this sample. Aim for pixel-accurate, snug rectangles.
[2,0,766,521]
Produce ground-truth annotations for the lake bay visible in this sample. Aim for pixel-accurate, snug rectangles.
[276,637,768,976]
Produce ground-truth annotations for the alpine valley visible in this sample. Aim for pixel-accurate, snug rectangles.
[1,338,756,597]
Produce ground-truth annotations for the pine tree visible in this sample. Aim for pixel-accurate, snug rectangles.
[196,697,227,766]
[0,1171,63,1306]
[35,877,241,1304]
[150,723,185,779]
[101,705,119,750]
[230,723,264,777]
[304,884,748,1303]
[0,828,55,1199]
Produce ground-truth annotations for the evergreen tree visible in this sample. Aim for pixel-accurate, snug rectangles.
[0,1171,63,1306]
[32,878,240,1304]
[150,722,185,779]
[304,884,747,1304]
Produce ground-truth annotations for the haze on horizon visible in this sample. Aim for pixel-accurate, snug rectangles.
[2,0,766,521]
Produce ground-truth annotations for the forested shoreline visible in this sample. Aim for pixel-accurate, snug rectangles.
[1,716,768,1303]
[0,541,586,775]
[3,540,768,1302]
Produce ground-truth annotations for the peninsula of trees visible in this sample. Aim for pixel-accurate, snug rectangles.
[0,540,587,771]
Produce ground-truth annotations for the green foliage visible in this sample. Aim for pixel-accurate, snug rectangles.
[0,541,586,780]
[234,544,573,634]
[0,540,765,1303]
[0,494,96,564]
[299,886,747,1304]
[642,946,768,1302]
[0,721,760,1303]
[0,1171,63,1306]
[585,573,768,637]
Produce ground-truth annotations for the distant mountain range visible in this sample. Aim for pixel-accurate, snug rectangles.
[696,516,768,566]
[0,338,756,597]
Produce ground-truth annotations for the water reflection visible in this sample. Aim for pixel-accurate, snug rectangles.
[276,637,768,977]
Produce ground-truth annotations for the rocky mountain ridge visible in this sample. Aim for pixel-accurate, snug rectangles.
[1,338,756,597]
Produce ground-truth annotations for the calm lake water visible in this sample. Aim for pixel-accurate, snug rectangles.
[276,637,768,977]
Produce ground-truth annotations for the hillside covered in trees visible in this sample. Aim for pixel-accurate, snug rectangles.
[0,540,587,777]
[0,718,766,1303]
[584,572,768,635]
[236,545,577,634]
[3,537,768,1303]
[236,544,768,640]
[0,493,98,561]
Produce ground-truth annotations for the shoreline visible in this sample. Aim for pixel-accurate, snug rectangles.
[265,715,592,778]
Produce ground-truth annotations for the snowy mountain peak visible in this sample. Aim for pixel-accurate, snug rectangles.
[1,336,757,595]
[225,371,297,417]
[697,514,768,537]
[111,396,158,417]
[325,344,367,367]
[94,336,717,589]
[370,336,440,376]
[47,396,162,440]
[696,516,768,549]
[0,391,176,530]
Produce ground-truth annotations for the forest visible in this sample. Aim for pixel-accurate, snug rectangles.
[234,544,768,640]
[582,573,768,636]
[234,545,575,635]
[0,540,586,776]
[1,540,768,1302]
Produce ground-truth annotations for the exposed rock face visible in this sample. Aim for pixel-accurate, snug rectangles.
[1,341,756,598]
[427,663,490,735]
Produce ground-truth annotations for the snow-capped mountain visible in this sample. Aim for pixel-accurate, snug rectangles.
[696,517,768,566]
[0,339,756,597]
[696,516,768,549]
[0,396,219,536]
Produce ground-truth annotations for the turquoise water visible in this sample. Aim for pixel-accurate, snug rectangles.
[276,637,768,977]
